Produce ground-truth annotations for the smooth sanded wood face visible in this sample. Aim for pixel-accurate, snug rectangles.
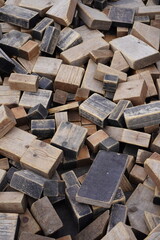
[0,213,19,240]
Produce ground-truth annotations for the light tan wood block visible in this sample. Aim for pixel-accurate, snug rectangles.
[110,50,129,72]
[17,54,39,74]
[84,124,97,136]
[86,130,108,153]
[120,175,134,192]
[136,149,152,165]
[145,158,160,190]
[143,176,156,191]
[55,112,68,129]
[144,211,160,232]
[0,86,20,107]
[129,164,147,184]
[11,106,28,126]
[19,40,39,60]
[117,27,128,37]
[89,49,113,64]
[74,25,104,41]
[48,102,79,114]
[139,71,157,98]
[0,158,9,170]
[136,64,160,81]
[137,6,160,19]
[150,133,160,153]
[0,105,16,138]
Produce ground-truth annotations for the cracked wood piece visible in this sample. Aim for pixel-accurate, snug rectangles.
[0,105,16,138]
[104,126,151,148]
[0,213,19,240]
[137,6,160,19]
[86,130,109,153]
[49,102,79,114]
[110,50,129,72]
[0,48,15,73]
[144,211,160,232]
[19,232,55,240]
[76,151,128,208]
[32,17,54,40]
[144,158,160,190]
[19,40,39,60]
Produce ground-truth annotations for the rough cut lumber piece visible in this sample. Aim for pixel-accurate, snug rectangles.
[108,6,135,27]
[31,119,55,139]
[19,232,55,240]
[0,213,19,240]
[0,192,26,213]
[95,63,127,83]
[74,210,109,240]
[28,103,48,120]
[10,169,46,199]
[78,3,112,30]
[48,102,79,114]
[104,126,151,148]
[0,127,36,162]
[19,89,52,109]
[8,73,38,92]
[74,25,104,41]
[89,49,113,64]
[138,71,157,98]
[0,105,16,138]
[99,137,119,152]
[11,106,28,126]
[129,164,147,184]
[51,121,87,158]
[65,184,92,231]
[81,59,105,95]
[39,77,53,90]
[0,158,9,170]
[124,101,160,129]
[103,74,118,93]
[46,0,78,26]
[54,64,85,93]
[55,112,68,128]
[20,139,63,178]
[137,6,160,19]
[32,56,62,79]
[32,17,54,40]
[136,149,152,165]
[150,133,160,153]
[113,80,147,105]
[57,27,82,52]
[31,196,63,236]
[0,5,39,29]
[110,35,160,70]
[117,27,128,37]
[131,22,160,51]
[107,204,127,232]
[0,48,15,74]
[61,170,80,188]
[144,211,160,232]
[19,209,41,236]
[79,93,116,128]
[76,151,128,208]
[86,130,109,153]
[60,37,109,66]
[19,40,39,60]
[110,50,130,72]
[75,88,90,101]
[144,158,160,190]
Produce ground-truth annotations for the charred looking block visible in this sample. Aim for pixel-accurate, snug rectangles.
[103,74,118,93]
[38,77,53,90]
[31,119,55,139]
[28,103,48,120]
[0,48,15,73]
[32,17,54,40]
[99,137,119,152]
[43,180,65,197]
[93,0,108,10]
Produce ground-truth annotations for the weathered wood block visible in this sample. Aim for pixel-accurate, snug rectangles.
[0,158,9,170]
[55,112,68,129]
[89,49,113,64]
[11,58,28,74]
[94,0,108,10]
[150,133,160,153]
[134,15,150,24]
[19,232,55,240]
[20,139,63,178]
[65,184,92,231]
[144,211,160,232]
[74,25,104,41]
[104,126,151,148]
[110,50,129,72]
[53,89,68,105]
[0,5,39,29]
[17,54,38,74]
[6,166,18,183]
[124,101,160,129]
[19,40,39,60]
[117,27,128,38]
[76,151,128,208]
[31,196,63,236]
[19,89,52,109]
[43,180,65,197]
[39,77,53,90]
[86,130,109,153]
[48,102,79,114]
[113,80,148,105]
[137,5,160,19]
[129,164,147,184]
[154,186,160,205]
[0,169,7,191]
[136,149,152,165]
[145,158,160,190]
[11,106,28,126]
[0,105,16,138]
[103,74,118,93]
[54,64,84,94]
[0,48,15,73]
[99,137,119,152]
[32,17,54,40]
[28,103,48,120]
[32,56,62,79]
[10,169,46,199]
[143,176,156,191]
[31,119,55,139]
[78,3,112,30]
[0,213,19,240]
[75,88,90,101]
[79,93,116,128]
[61,170,80,188]
[51,121,87,158]
[40,26,60,55]
[0,192,26,213]
[8,73,38,92]
[110,35,160,70]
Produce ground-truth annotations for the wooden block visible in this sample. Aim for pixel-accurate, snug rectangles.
[156,78,160,99]
[11,58,28,74]
[145,232,160,240]
[51,121,87,158]
[104,126,151,148]
[19,232,55,240]
[40,26,60,55]
[54,64,84,94]
[55,112,68,128]
[103,74,118,93]
[117,27,128,37]
[108,100,132,127]
[19,209,41,236]
[46,0,78,26]
[53,89,68,105]
[61,170,80,188]
[95,63,127,83]
[19,89,52,109]
[150,133,160,153]
[89,49,113,64]
[134,15,150,24]
[79,93,116,128]
[84,124,97,136]
[107,204,127,232]
[144,211,160,232]
[39,77,53,90]
[129,164,147,184]
[0,158,9,170]
[75,88,90,101]
[8,73,38,92]
[74,25,104,42]
[77,145,91,167]
[76,151,128,208]
[113,80,147,105]
[104,91,115,100]
[110,35,160,70]
[11,106,28,126]
[32,17,54,40]
[74,210,109,240]
[60,37,109,66]
[32,56,62,79]
[28,103,48,120]
[17,54,38,74]
[0,213,19,240]
[0,5,39,29]
[137,6,160,19]
[0,105,16,138]
[31,119,55,139]
[120,175,134,192]
[145,158,160,190]
[78,3,112,30]
[0,192,26,213]
[151,19,160,29]
[19,40,39,60]
[101,222,137,240]
[99,137,119,152]
[10,169,46,199]
[0,169,7,191]
[108,6,135,27]
[31,196,63,236]
[124,101,160,129]
[110,50,130,72]
[20,139,63,178]
[136,64,160,81]
[86,130,109,153]
[65,184,92,231]
[68,110,81,122]
[0,48,15,73]
[43,180,65,198]
[57,27,82,52]
[94,0,107,10]
[154,186,160,205]
[49,102,79,114]
[138,71,157,98]
[112,187,126,205]
[136,149,152,165]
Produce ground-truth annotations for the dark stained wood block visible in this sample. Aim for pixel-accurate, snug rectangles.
[0,48,15,73]
[10,169,46,199]
[79,93,116,128]
[0,5,39,29]
[76,151,128,208]
[0,213,19,240]
[6,167,18,183]
[61,170,80,188]
[32,17,54,40]
[39,77,53,90]
[31,196,63,236]
[19,232,55,240]
[28,103,48,120]
[31,119,55,139]
[43,180,65,198]
[99,137,119,152]
[103,74,118,93]
[53,89,68,105]
[12,58,28,74]
[94,0,108,10]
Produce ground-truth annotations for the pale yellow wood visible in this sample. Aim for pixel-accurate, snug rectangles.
[48,102,79,114]
[86,130,108,153]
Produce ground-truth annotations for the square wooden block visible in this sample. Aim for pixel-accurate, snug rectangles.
[129,164,147,184]
[53,89,68,105]
[11,106,28,126]
[19,40,39,60]
[75,88,90,101]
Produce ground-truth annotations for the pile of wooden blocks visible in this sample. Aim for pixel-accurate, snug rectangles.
[0,0,160,239]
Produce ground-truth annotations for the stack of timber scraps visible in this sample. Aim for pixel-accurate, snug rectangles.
[0,0,160,239]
